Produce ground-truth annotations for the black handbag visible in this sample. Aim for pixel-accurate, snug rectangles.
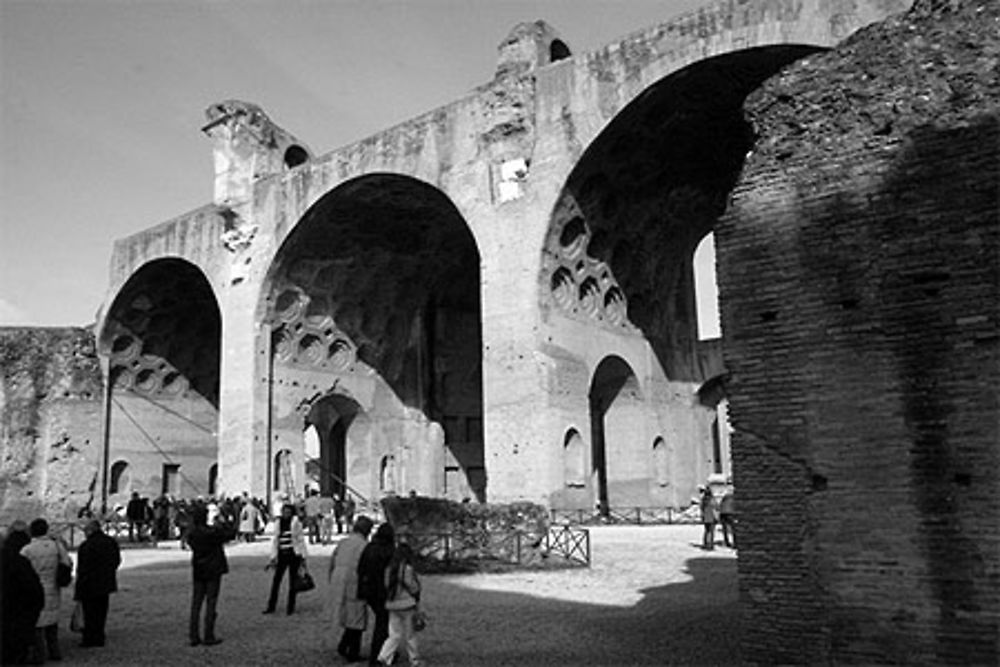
[57,561,73,588]
[293,565,315,593]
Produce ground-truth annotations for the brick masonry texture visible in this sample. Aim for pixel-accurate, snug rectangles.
[716,0,999,663]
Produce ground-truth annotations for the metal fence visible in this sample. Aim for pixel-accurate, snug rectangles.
[398,524,591,568]
[550,506,699,526]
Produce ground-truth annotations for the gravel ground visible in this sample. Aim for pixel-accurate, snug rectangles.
[49,524,739,666]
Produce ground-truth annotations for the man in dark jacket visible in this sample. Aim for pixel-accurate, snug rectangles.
[74,519,122,648]
[1,524,44,663]
[186,505,235,647]
[126,492,146,542]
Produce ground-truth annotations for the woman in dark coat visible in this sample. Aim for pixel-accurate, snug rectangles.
[74,519,122,648]
[1,527,44,664]
[357,522,395,664]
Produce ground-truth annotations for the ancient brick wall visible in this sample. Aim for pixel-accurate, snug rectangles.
[0,327,104,523]
[716,1,999,663]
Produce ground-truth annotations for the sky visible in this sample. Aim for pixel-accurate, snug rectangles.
[0,0,713,328]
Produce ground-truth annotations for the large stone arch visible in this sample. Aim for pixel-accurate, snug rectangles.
[98,258,222,506]
[257,173,483,505]
[537,45,825,510]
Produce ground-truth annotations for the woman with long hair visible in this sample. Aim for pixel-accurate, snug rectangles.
[358,522,396,663]
[376,542,422,667]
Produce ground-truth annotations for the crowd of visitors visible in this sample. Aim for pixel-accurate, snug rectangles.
[3,483,729,665]
[0,490,419,666]
[97,490,360,550]
[1,517,118,664]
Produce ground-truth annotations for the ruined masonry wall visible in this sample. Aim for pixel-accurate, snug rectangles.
[0,328,104,523]
[716,1,999,663]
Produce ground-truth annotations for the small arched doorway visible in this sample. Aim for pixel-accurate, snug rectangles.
[589,355,642,515]
[305,394,363,499]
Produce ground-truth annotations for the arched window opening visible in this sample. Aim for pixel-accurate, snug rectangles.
[208,463,218,496]
[109,460,129,495]
[550,39,571,62]
[284,145,309,169]
[563,428,586,488]
[652,437,669,487]
[694,232,721,340]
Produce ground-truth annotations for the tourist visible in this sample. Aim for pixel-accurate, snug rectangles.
[126,491,147,542]
[239,496,261,543]
[334,494,345,534]
[175,499,192,550]
[264,503,307,615]
[187,506,235,646]
[358,522,396,665]
[328,515,373,662]
[376,542,422,667]
[20,518,73,661]
[699,485,718,550]
[2,522,44,664]
[153,495,171,541]
[74,519,122,648]
[319,493,335,544]
[343,495,356,532]
[304,489,322,544]
[719,482,736,549]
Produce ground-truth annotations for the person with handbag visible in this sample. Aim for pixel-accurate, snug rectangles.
[20,518,73,662]
[73,519,122,648]
[376,542,423,667]
[264,503,308,615]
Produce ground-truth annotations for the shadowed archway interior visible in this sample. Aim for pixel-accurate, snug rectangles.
[542,45,825,382]
[264,173,484,499]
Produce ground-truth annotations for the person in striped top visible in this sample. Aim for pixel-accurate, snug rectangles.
[263,503,307,615]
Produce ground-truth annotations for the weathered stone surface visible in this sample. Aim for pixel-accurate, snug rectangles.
[93,1,908,514]
[10,0,994,661]
[0,327,103,523]
[717,0,999,662]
